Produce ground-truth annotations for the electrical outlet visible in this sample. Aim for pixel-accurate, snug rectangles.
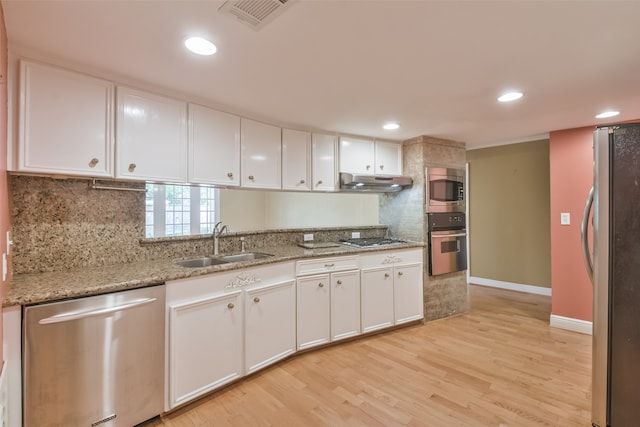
[303,233,314,241]
[560,212,571,225]
[352,232,360,238]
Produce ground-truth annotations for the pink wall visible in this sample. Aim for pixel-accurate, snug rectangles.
[0,3,9,364]
[549,127,594,321]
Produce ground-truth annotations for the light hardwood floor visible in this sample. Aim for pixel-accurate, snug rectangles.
[145,285,592,427]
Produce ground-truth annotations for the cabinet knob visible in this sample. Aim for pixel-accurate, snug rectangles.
[253,297,260,303]
[380,165,384,170]
[300,179,305,184]
[317,180,323,185]
[336,280,343,285]
[384,273,390,279]
[128,163,136,172]
[227,172,233,178]
[318,283,324,288]
[248,175,255,181]
[398,271,403,276]
[89,158,99,167]
[366,165,371,170]
[227,302,235,309]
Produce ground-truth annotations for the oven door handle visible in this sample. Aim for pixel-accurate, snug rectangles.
[431,232,467,238]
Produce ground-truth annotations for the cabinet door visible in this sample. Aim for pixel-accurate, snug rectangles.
[339,136,375,174]
[116,87,187,182]
[245,280,296,374]
[282,128,311,191]
[188,104,240,186]
[18,60,114,177]
[360,267,395,333]
[241,118,282,189]
[394,263,424,324]
[375,140,403,175]
[312,133,337,191]
[331,270,361,341]
[168,291,243,409]
[297,274,330,350]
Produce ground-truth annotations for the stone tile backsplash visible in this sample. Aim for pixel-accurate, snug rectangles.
[10,175,386,274]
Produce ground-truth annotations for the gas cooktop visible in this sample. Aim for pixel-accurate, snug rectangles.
[340,237,407,248]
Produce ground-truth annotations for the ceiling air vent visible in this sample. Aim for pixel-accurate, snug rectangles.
[219,0,295,30]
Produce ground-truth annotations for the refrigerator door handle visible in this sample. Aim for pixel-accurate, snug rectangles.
[581,186,594,284]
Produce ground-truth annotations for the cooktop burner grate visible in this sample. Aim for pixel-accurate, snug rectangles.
[340,237,407,247]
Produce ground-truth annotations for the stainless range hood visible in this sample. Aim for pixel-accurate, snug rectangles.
[339,172,413,192]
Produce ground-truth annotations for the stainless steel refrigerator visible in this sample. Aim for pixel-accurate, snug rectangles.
[582,123,640,427]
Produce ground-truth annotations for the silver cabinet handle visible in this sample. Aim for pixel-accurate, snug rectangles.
[317,180,323,185]
[324,263,335,268]
[39,298,157,325]
[89,158,99,167]
[380,165,384,170]
[248,175,255,181]
[336,280,343,285]
[398,271,403,276]
[300,179,305,184]
[366,165,371,170]
[128,163,136,172]
[253,297,260,303]
[227,172,233,178]
[318,283,324,288]
[582,186,594,284]
[227,302,235,309]
[384,273,390,278]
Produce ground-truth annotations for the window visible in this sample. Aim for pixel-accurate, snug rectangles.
[145,183,219,238]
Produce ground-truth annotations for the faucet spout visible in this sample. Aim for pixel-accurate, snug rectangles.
[213,222,228,255]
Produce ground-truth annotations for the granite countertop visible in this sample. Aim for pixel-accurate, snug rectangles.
[4,242,425,307]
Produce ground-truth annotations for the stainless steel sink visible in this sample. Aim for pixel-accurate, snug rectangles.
[216,252,273,262]
[175,257,231,268]
[175,252,273,268]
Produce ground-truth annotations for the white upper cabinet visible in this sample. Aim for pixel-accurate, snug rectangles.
[188,104,240,186]
[116,87,187,182]
[282,128,311,191]
[312,133,338,191]
[374,140,403,176]
[17,60,114,177]
[339,136,403,175]
[240,118,282,189]
[339,136,375,174]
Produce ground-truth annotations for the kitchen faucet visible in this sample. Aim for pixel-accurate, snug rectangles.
[212,221,228,255]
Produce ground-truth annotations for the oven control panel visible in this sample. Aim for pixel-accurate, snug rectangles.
[428,212,466,231]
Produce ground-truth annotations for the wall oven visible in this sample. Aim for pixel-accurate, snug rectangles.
[425,166,465,213]
[428,212,467,276]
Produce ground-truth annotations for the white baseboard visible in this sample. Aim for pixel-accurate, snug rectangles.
[469,276,552,296]
[550,314,593,335]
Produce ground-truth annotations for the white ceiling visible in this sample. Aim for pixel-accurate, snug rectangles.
[3,0,640,149]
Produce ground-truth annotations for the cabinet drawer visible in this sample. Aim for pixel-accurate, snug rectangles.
[296,256,359,276]
[359,248,424,269]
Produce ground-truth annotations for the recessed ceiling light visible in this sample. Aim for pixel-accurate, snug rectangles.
[383,122,400,130]
[498,92,523,102]
[595,111,620,119]
[185,37,217,56]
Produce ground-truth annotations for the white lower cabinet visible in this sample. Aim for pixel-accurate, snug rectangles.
[167,290,243,409]
[296,256,360,350]
[360,248,424,333]
[360,267,395,333]
[330,270,361,341]
[245,280,297,374]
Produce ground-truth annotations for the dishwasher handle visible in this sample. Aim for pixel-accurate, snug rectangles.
[39,297,157,325]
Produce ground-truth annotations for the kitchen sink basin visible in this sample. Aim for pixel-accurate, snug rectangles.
[175,252,274,268]
[216,252,273,262]
[175,257,231,268]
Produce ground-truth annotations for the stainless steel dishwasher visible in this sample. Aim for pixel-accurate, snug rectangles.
[23,284,165,427]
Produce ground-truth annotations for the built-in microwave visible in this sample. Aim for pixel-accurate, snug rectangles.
[425,166,465,213]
